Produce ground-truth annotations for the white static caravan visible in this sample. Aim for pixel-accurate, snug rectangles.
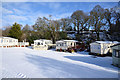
[111,43,120,67]
[33,39,53,50]
[0,37,18,48]
[18,41,29,47]
[56,40,78,51]
[90,41,119,55]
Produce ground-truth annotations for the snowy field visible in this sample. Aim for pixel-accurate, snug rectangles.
[1,47,119,78]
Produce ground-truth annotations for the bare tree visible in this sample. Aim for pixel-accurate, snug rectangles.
[22,24,31,32]
[90,5,106,40]
[33,17,48,38]
[71,10,88,34]
[60,17,71,31]
[47,15,61,43]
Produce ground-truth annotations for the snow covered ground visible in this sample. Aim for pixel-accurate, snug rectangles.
[1,47,119,78]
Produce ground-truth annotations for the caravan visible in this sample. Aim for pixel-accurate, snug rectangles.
[90,41,119,56]
[56,40,83,52]
[33,39,54,50]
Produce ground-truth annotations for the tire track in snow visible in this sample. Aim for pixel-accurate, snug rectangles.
[2,68,27,78]
[17,72,27,78]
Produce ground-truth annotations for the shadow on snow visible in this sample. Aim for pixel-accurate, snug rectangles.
[64,56,118,70]
[24,53,117,78]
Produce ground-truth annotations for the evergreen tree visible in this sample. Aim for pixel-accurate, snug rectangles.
[9,22,22,40]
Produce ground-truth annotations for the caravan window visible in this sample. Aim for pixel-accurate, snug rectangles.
[0,40,3,43]
[113,50,116,56]
[113,49,120,58]
[38,42,40,45]
[116,51,118,57]
[65,43,67,46]
[10,39,12,42]
[4,40,6,42]
[74,43,76,46]
[117,51,120,58]
[98,46,100,49]
[60,44,62,46]
[62,43,64,46]
[57,44,59,46]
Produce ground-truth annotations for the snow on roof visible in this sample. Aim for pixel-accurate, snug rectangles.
[67,34,75,38]
[96,41,119,44]
[56,40,78,43]
[111,43,120,48]
[64,40,78,42]
[56,40,64,43]
[0,37,18,40]
[34,39,52,42]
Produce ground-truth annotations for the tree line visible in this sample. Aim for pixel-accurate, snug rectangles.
[1,4,120,45]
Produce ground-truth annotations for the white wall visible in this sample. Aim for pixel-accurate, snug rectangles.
[90,43,101,54]
[56,41,76,50]
[34,40,52,46]
[0,37,18,47]
[90,42,118,54]
[33,39,52,50]
[102,43,118,54]
[18,42,29,47]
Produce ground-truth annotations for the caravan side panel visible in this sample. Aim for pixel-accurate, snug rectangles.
[90,43,101,54]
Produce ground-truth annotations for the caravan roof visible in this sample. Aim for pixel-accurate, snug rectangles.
[34,39,52,42]
[56,40,78,43]
[96,41,119,44]
[110,43,120,48]
[0,37,18,40]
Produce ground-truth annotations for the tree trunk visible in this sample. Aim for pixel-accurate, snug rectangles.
[51,33,55,44]
[96,32,100,40]
[108,20,112,33]
[77,22,79,34]
[52,37,55,44]
[81,24,84,34]
[74,25,76,31]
